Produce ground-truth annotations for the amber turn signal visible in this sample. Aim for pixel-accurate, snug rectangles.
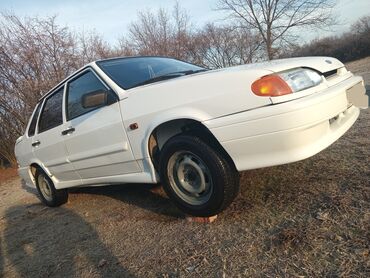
[251,75,292,97]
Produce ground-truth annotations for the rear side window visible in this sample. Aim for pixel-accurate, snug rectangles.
[28,104,41,137]
[38,87,64,133]
[66,71,107,120]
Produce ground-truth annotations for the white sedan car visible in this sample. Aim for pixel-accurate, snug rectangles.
[15,56,368,216]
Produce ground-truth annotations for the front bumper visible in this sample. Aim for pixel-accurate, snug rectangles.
[204,76,364,171]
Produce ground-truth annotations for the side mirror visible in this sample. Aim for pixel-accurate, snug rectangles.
[81,90,108,109]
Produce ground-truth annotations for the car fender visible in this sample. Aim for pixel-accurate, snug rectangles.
[124,106,212,160]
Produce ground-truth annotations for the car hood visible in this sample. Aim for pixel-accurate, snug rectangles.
[123,66,272,122]
[211,56,344,75]
[121,56,345,123]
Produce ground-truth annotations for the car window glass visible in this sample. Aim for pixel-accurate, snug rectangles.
[97,57,204,89]
[38,87,64,133]
[28,103,41,137]
[67,71,108,120]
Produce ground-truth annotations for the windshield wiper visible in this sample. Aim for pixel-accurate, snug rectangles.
[174,69,208,75]
[133,69,208,88]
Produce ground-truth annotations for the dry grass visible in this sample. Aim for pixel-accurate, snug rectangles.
[0,58,369,277]
[0,168,17,185]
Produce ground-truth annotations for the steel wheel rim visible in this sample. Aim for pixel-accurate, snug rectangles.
[167,151,213,205]
[38,175,53,202]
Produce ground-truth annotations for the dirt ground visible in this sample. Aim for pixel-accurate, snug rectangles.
[0,169,17,185]
[0,58,369,278]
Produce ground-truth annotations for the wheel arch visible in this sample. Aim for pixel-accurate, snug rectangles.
[147,118,236,172]
[30,163,40,178]
[29,161,51,180]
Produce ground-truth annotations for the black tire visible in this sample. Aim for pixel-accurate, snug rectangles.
[159,135,239,217]
[35,169,68,207]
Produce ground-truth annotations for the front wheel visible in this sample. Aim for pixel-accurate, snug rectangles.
[35,169,68,207]
[159,135,239,217]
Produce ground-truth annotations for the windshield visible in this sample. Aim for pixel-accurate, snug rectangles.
[96,57,205,90]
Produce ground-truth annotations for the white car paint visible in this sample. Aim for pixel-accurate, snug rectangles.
[15,56,368,190]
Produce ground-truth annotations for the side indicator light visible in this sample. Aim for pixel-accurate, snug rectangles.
[129,123,139,130]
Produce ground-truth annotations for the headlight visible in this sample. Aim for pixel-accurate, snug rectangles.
[251,68,322,97]
[279,68,322,93]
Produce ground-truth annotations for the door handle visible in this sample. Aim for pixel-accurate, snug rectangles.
[61,127,75,136]
[32,140,41,147]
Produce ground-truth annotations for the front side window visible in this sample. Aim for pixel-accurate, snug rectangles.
[66,71,108,120]
[28,103,41,137]
[38,87,64,133]
[97,57,205,90]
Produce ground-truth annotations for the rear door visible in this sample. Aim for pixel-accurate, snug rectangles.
[62,68,140,180]
[32,86,80,182]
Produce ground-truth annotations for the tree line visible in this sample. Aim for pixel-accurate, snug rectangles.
[287,16,370,62]
[0,1,367,166]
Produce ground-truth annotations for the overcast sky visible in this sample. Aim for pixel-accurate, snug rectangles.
[1,0,369,44]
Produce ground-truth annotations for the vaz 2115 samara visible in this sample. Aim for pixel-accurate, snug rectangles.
[15,56,368,216]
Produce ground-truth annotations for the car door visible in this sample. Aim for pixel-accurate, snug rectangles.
[32,86,81,182]
[62,68,141,180]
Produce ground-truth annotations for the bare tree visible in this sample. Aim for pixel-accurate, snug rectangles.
[288,15,370,62]
[122,2,194,61]
[218,0,337,59]
[192,23,262,68]
[79,30,114,64]
[115,37,137,57]
[122,2,264,68]
[0,14,80,166]
[128,8,173,56]
[350,15,370,35]
[171,1,193,59]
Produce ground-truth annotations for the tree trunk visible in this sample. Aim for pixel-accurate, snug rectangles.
[266,27,273,60]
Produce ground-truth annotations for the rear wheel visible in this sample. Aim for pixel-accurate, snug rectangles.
[35,169,68,207]
[159,135,239,216]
